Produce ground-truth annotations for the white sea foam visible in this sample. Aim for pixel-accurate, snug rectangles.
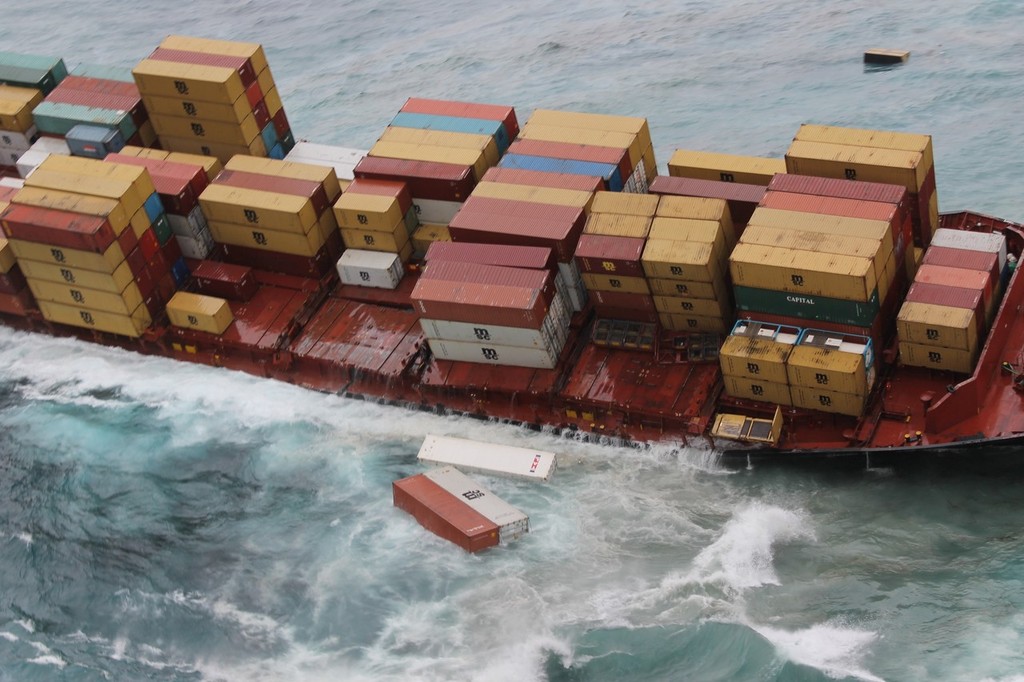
[14,619,35,633]
[0,632,17,642]
[754,621,884,682]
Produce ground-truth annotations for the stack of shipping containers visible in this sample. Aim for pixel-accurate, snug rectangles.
[198,155,342,278]
[0,83,43,173]
[896,227,1007,375]
[284,142,366,183]
[0,156,181,337]
[0,186,33,316]
[132,36,293,162]
[785,124,937,247]
[333,177,418,266]
[719,320,799,406]
[666,149,785,186]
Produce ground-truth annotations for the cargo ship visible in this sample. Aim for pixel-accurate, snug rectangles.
[1,36,1022,468]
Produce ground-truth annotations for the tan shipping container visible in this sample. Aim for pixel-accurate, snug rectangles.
[793,124,934,175]
[340,221,410,254]
[166,291,234,335]
[652,294,730,319]
[667,149,785,185]
[528,109,651,158]
[369,140,490,181]
[0,84,44,132]
[412,223,451,255]
[642,240,720,282]
[7,187,131,235]
[582,213,652,239]
[7,238,124,273]
[26,277,143,316]
[24,169,144,217]
[739,224,889,278]
[897,301,978,352]
[166,152,223,180]
[790,385,866,417]
[517,123,642,172]
[17,258,135,293]
[729,243,877,302]
[158,35,269,73]
[142,91,252,123]
[747,207,894,257]
[208,220,324,257]
[37,299,151,337]
[648,217,727,264]
[157,134,266,163]
[150,111,261,147]
[786,344,869,396]
[199,184,318,234]
[659,312,730,334]
[469,181,594,213]
[589,191,659,217]
[719,333,795,385]
[581,272,650,295]
[225,155,340,202]
[132,59,246,105]
[333,192,405,232]
[723,374,792,406]
[785,140,928,192]
[39,155,157,206]
[899,341,976,374]
[646,276,725,301]
[117,146,169,160]
[0,237,16,273]
[381,126,499,167]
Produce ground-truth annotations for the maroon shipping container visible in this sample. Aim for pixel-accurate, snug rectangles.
[220,237,336,278]
[921,245,1000,287]
[423,241,555,271]
[0,203,136,255]
[392,473,500,553]
[648,175,764,230]
[45,77,146,126]
[506,138,631,183]
[905,281,986,338]
[354,156,476,202]
[137,228,160,262]
[0,267,27,294]
[245,80,263,109]
[420,260,556,306]
[760,191,905,244]
[767,173,908,205]
[574,234,646,278]
[481,166,604,193]
[590,288,656,311]
[344,178,413,215]
[56,75,140,98]
[252,99,271,129]
[411,278,548,329]
[913,167,937,246]
[106,153,208,201]
[0,288,35,316]
[448,202,586,262]
[214,169,329,215]
[149,47,257,86]
[914,262,994,315]
[191,260,258,301]
[272,109,289,139]
[401,97,520,141]
[593,303,659,324]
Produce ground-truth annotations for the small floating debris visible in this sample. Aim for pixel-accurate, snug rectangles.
[864,49,910,65]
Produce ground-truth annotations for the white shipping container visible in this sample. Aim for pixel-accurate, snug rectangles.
[176,233,215,259]
[420,311,564,353]
[412,197,463,225]
[16,149,48,178]
[427,337,559,369]
[0,177,24,188]
[417,434,557,482]
[29,136,71,155]
[0,126,38,153]
[422,466,530,542]
[336,249,404,289]
[284,142,367,180]
[556,265,588,313]
[167,205,211,240]
[930,227,1008,271]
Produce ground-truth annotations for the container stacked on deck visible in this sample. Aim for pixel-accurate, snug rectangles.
[198,155,342,278]
[896,227,1007,375]
[132,36,293,162]
[719,320,800,406]
[0,186,34,315]
[413,245,570,369]
[0,155,183,337]
[785,124,937,247]
[103,149,215,259]
[0,84,44,173]
[731,172,914,354]
[284,142,366,183]
[164,290,234,335]
[333,177,419,266]
[667,149,785,186]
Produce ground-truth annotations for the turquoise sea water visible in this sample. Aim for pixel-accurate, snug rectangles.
[2,1,1024,680]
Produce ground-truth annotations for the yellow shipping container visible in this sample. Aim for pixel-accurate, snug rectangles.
[412,223,451,254]
[785,140,928,192]
[117,145,169,160]
[369,141,490,181]
[317,209,339,242]
[166,291,234,335]
[469,181,594,213]
[224,155,341,203]
[132,59,246,105]
[26,277,143,316]
[150,111,261,147]
[641,145,657,183]
[582,213,652,239]
[159,35,269,74]
[786,344,870,396]
[0,237,16,273]
[0,84,44,132]
[646,276,724,301]
[648,217,727,264]
[263,87,283,117]
[719,333,796,385]
[723,374,792,406]
[667,149,786,185]
[793,124,934,175]
[17,258,135,293]
[652,294,730,318]
[581,272,650,295]
[142,91,252,123]
[158,133,266,162]
[790,385,866,417]
[24,169,144,217]
[37,155,156,206]
[129,206,153,240]
[527,109,652,162]
[7,238,124,273]
[729,243,877,302]
[333,192,405,232]
[7,187,131,235]
[381,126,500,167]
[139,120,158,147]
[37,299,151,337]
[208,220,324,257]
[165,151,223,179]
[908,246,923,280]
[341,221,410,254]
[747,207,894,257]
[517,122,643,172]
[255,67,276,100]
[899,341,976,374]
[659,312,730,334]
[642,239,720,283]
[589,191,659,217]
[897,301,978,352]
[199,184,318,234]
[740,224,889,278]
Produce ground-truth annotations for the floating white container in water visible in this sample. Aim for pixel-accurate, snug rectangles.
[417,434,557,482]
[423,466,530,543]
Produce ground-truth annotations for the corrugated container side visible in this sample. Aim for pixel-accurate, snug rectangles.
[929,228,1007,271]
[422,466,530,542]
[499,152,620,191]
[353,155,476,202]
[400,97,519,141]
[417,434,555,482]
[480,166,603,193]
[667,149,785,185]
[447,209,583,262]
[719,333,794,384]
[420,259,555,302]
[392,473,500,553]
[507,137,631,181]
[784,140,927,192]
[920,245,1000,286]
[427,336,558,369]
[190,260,258,300]
[574,233,646,277]
[897,301,977,351]
[899,341,977,375]
[789,385,866,417]
[423,241,555,270]
[793,124,934,174]
[767,172,908,206]
[411,278,548,329]
[723,374,792,406]
[581,212,652,239]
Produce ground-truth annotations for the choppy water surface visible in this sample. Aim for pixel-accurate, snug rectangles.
[2,1,1024,680]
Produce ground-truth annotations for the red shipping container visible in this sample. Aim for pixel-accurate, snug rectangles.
[272,109,289,139]
[914,263,993,314]
[401,97,520,141]
[590,288,656,311]
[920,245,1000,286]
[214,169,329,215]
[191,260,258,301]
[574,234,646,278]
[481,166,604,193]
[137,229,160,262]
[0,288,35,316]
[420,260,556,306]
[252,99,271,129]
[392,473,499,553]
[354,156,476,202]
[161,231,184,263]
[344,178,413,215]
[423,241,555,271]
[148,47,257,86]
[506,138,631,183]
[448,202,585,262]
[0,203,136,255]
[245,80,263,109]
[0,267,27,294]
[411,278,548,329]
[45,77,146,126]
[105,153,208,213]
[760,191,905,245]
[767,173,908,205]
[221,239,335,278]
[648,175,763,229]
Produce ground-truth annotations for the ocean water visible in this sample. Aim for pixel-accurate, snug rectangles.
[2,1,1024,680]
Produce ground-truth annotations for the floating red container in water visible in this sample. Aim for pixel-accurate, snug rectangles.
[392,472,500,553]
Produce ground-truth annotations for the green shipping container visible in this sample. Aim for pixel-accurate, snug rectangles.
[0,51,67,94]
[31,101,137,139]
[733,285,880,327]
